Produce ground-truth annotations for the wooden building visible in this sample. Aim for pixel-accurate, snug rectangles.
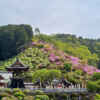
[6,58,29,88]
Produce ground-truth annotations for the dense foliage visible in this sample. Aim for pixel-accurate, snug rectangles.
[53,34,100,67]
[0,24,33,60]
[87,72,100,92]
[34,33,99,67]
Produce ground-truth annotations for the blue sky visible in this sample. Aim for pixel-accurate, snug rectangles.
[0,0,100,38]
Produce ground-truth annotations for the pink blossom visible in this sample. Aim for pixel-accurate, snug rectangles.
[46,47,53,51]
[87,71,94,75]
[49,57,55,62]
[50,53,55,57]
[56,61,61,65]
[55,56,60,60]
[32,42,37,45]
[68,56,80,65]
[83,67,89,72]
[96,69,100,72]
[81,65,99,75]
[41,49,48,54]
[72,61,79,65]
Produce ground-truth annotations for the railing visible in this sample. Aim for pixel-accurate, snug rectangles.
[0,88,88,94]
[24,88,88,93]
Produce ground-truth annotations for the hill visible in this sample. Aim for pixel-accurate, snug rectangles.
[0,26,100,93]
[51,34,100,67]
[0,36,99,75]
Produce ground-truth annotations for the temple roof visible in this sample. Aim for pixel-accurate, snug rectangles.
[6,58,29,72]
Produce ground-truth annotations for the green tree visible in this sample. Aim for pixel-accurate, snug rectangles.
[33,69,62,87]
[34,28,40,35]
[33,69,48,87]
[64,63,72,72]
[47,69,62,86]
[65,70,83,84]
[0,24,33,60]
[87,72,100,92]
[91,72,100,81]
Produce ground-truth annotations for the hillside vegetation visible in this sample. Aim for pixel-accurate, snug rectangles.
[53,34,100,67]
[0,25,100,94]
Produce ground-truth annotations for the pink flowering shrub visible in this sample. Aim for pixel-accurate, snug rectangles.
[31,40,100,75]
[68,56,80,65]
[96,69,100,72]
[49,53,60,64]
[32,42,37,45]
[32,41,44,48]
[75,65,100,75]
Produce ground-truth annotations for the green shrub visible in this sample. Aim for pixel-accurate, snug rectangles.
[95,94,100,100]
[4,88,12,94]
[34,95,49,100]
[34,90,45,95]
[2,97,11,100]
[13,88,22,93]
[91,72,100,81]
[87,81,98,92]
[23,89,31,94]
[0,92,9,97]
[37,44,44,48]
[2,96,18,100]
[10,96,18,100]
[24,96,34,100]
[0,93,9,100]
[0,89,3,93]
[13,89,25,100]
[64,63,72,72]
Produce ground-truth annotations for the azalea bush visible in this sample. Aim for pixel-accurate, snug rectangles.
[34,95,49,100]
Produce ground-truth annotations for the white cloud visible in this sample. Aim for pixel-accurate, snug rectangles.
[0,0,100,38]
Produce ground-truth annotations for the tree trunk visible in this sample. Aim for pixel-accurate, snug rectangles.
[40,80,42,88]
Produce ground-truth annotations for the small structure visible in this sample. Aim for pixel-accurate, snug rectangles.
[0,75,6,88]
[0,72,12,88]
[52,79,71,88]
[6,58,29,88]
[24,83,34,89]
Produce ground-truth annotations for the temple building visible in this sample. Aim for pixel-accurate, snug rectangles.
[6,58,29,88]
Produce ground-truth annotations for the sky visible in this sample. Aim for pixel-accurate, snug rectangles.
[0,0,100,38]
